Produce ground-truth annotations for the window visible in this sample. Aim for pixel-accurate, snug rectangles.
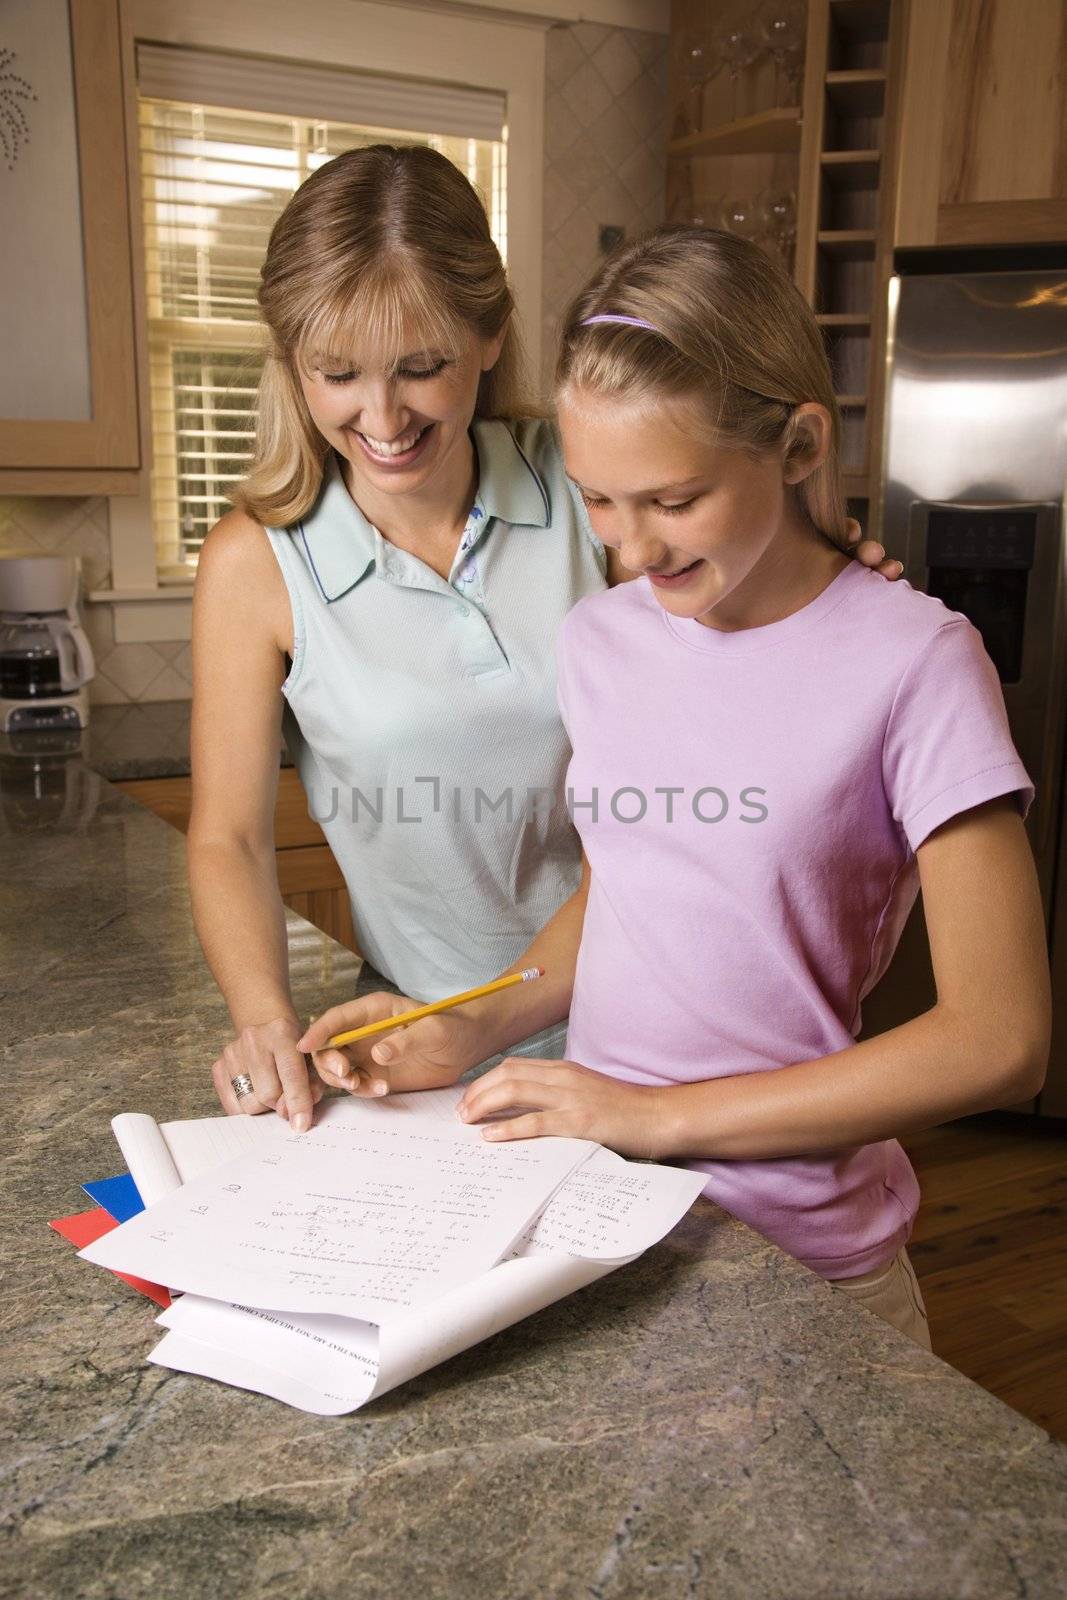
[138,53,507,575]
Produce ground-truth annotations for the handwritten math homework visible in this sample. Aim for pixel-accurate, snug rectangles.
[75,1088,707,1413]
[80,1120,593,1322]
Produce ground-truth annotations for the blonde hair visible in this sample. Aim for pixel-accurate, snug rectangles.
[555,226,851,551]
[234,144,539,528]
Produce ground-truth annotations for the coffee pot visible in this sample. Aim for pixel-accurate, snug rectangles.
[0,555,95,731]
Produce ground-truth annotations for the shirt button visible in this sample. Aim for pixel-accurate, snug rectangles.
[459,604,470,617]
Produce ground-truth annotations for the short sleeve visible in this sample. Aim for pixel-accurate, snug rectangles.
[883,619,1034,852]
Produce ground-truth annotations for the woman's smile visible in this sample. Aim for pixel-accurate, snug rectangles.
[350,421,435,469]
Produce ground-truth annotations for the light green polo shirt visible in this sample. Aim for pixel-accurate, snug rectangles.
[264,417,607,1021]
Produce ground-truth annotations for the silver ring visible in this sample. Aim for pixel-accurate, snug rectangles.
[230,1073,255,1100]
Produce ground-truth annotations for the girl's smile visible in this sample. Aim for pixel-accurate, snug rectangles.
[646,557,704,588]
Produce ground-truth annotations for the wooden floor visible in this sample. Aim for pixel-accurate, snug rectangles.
[903,1112,1067,1443]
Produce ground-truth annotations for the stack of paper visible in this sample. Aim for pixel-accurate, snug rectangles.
[74,1086,706,1415]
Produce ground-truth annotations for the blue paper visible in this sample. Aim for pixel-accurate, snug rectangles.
[82,1173,144,1223]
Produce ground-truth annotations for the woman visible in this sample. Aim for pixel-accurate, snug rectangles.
[192,145,898,1132]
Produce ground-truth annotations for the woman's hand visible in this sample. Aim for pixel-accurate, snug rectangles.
[846,525,903,579]
[210,1015,322,1130]
[457,1057,665,1159]
[297,991,489,1098]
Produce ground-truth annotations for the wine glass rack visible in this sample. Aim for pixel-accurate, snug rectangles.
[667,0,908,536]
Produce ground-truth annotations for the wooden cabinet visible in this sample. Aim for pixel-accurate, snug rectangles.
[794,0,908,535]
[666,0,1067,526]
[114,768,360,954]
[894,0,1067,247]
[0,0,140,494]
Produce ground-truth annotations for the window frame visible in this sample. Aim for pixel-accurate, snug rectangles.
[147,320,267,575]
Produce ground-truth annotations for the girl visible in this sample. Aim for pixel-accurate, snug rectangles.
[194,150,896,1135]
[301,227,1050,1348]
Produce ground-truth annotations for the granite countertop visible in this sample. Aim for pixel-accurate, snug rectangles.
[3,748,1067,1599]
[86,698,198,779]
[74,700,291,782]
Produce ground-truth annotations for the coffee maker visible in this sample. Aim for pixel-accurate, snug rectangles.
[0,555,95,731]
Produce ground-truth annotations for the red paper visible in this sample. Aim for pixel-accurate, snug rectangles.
[49,1210,171,1309]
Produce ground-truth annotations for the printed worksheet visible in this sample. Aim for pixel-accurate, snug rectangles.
[80,1121,593,1322]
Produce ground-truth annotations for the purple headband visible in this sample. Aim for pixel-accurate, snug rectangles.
[580,314,659,332]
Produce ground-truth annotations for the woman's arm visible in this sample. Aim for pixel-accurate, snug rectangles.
[188,510,317,1128]
[653,794,1050,1158]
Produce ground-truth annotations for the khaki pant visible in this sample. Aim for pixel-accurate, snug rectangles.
[829,1248,932,1351]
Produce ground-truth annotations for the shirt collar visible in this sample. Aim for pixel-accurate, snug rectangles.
[295,419,551,604]
[470,417,551,529]
[295,452,376,603]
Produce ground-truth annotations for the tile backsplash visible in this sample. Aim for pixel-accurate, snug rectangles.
[541,20,669,395]
[0,17,668,706]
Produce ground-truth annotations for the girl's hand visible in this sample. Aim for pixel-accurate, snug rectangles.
[457,1057,665,1158]
[297,992,488,1098]
[210,1016,323,1130]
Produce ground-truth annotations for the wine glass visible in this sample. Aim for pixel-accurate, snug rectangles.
[757,187,797,266]
[712,19,761,120]
[689,196,725,230]
[718,195,761,242]
[783,33,806,104]
[677,29,713,135]
[758,1,805,106]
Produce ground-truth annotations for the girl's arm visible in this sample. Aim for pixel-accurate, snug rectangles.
[457,849,592,1046]
[299,853,591,1091]
[457,796,1049,1157]
[188,511,317,1129]
[654,793,1050,1159]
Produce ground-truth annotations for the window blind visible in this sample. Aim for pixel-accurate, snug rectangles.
[137,43,507,144]
[137,60,506,573]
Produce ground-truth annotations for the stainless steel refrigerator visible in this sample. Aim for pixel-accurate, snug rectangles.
[870,249,1067,1116]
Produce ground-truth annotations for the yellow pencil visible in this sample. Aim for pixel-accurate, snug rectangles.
[322,967,545,1049]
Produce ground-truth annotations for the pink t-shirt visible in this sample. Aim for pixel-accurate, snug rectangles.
[556,561,1033,1278]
